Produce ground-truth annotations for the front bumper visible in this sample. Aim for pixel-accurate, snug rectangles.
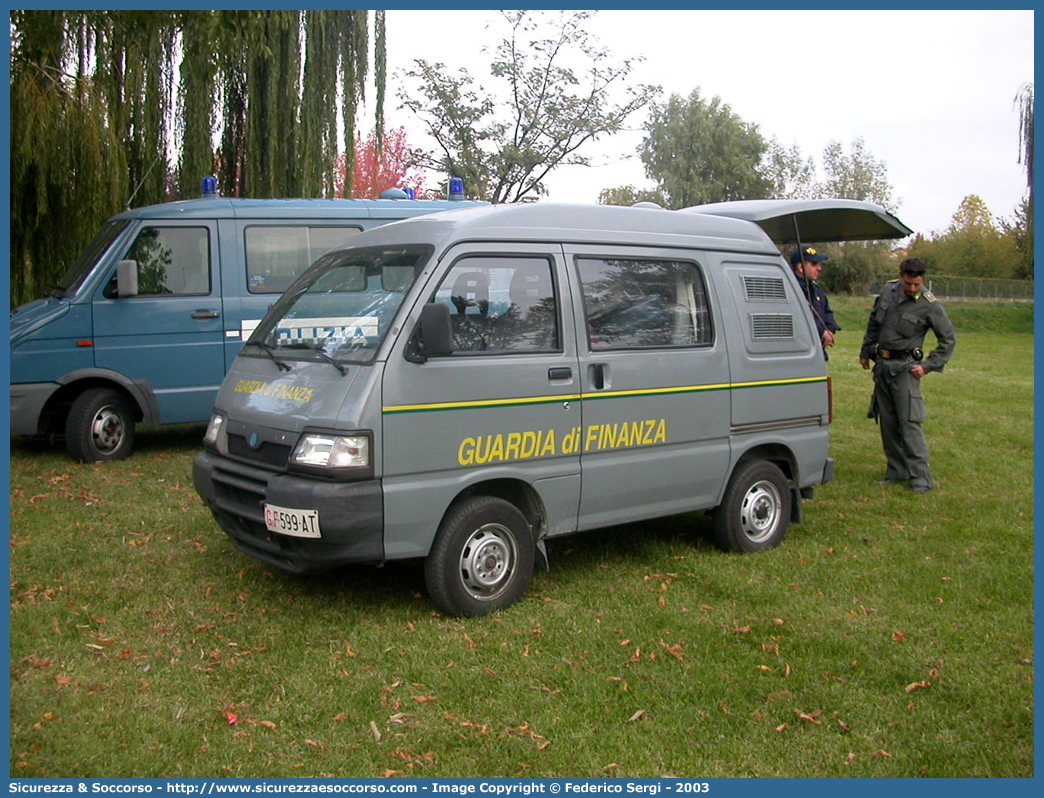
[10,382,60,436]
[193,450,384,573]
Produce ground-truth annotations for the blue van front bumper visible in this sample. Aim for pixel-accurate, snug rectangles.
[193,450,384,573]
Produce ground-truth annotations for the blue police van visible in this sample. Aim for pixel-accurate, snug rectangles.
[9,179,480,461]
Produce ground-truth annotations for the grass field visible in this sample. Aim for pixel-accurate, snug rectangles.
[8,299,1034,778]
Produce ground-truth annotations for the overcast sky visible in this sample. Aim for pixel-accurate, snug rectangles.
[381,9,1033,238]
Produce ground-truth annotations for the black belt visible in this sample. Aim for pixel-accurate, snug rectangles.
[878,348,921,361]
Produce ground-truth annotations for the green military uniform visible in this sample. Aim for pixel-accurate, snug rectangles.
[860,280,956,490]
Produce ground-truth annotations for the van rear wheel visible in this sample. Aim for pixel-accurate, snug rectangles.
[65,387,136,462]
[424,496,535,617]
[713,461,791,552]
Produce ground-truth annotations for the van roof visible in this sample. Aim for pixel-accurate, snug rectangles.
[111,196,484,222]
[350,202,778,255]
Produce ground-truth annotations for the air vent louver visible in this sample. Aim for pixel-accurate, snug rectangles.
[751,313,794,340]
[742,275,787,302]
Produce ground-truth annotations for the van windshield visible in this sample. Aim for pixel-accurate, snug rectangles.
[247,245,433,365]
[53,219,129,298]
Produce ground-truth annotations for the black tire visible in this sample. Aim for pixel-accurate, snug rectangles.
[424,496,536,617]
[713,460,791,553]
[65,387,136,462]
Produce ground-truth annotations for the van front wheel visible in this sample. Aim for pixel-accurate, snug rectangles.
[65,387,136,462]
[425,496,535,617]
[713,461,791,552]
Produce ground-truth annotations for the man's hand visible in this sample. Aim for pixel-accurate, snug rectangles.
[822,330,835,348]
[859,358,871,370]
[910,364,926,379]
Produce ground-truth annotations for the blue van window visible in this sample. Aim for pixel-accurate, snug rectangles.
[245,226,363,294]
[577,258,712,349]
[433,257,559,353]
[56,219,129,299]
[125,226,210,296]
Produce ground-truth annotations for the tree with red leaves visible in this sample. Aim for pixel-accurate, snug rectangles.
[336,126,431,199]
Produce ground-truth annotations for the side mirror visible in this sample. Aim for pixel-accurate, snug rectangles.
[406,303,453,363]
[116,260,139,298]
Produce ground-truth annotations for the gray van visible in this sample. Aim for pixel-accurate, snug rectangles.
[193,200,911,615]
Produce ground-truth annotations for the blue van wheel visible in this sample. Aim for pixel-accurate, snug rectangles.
[65,387,136,463]
[713,461,791,553]
[425,496,536,616]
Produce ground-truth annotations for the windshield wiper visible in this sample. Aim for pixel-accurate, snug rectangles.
[282,342,349,376]
[258,342,291,372]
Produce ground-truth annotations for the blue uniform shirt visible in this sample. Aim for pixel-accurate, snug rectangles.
[793,273,839,358]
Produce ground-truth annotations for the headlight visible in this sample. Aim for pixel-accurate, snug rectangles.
[203,413,227,452]
[291,433,370,469]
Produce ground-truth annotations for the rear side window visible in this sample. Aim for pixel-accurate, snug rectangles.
[576,257,712,349]
[124,226,211,296]
[246,226,363,294]
[432,256,559,353]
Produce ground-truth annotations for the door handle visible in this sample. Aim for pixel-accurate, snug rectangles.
[590,363,608,390]
[191,309,220,320]
[548,367,572,381]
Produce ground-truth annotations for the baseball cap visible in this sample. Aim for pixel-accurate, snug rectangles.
[790,246,828,266]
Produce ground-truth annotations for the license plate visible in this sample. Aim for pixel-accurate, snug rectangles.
[264,504,321,539]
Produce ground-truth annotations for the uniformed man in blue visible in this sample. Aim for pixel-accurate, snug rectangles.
[859,257,956,493]
[791,246,840,359]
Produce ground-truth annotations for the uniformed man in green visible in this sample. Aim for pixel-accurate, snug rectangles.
[859,258,956,493]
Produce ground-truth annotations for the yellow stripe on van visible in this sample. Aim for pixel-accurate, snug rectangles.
[381,376,826,415]
[383,393,583,414]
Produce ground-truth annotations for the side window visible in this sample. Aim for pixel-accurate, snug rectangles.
[432,256,559,353]
[124,226,210,296]
[577,257,712,349]
[245,226,362,294]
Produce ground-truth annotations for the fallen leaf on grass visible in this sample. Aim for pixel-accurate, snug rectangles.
[870,750,892,758]
[774,724,788,732]
[628,710,646,722]
[370,721,382,742]
[258,720,277,730]
[892,631,907,642]
[797,709,823,725]
[905,681,931,693]
[226,712,237,725]
[412,695,437,704]
[660,641,684,660]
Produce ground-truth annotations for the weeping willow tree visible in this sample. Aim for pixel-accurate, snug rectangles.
[10,10,386,308]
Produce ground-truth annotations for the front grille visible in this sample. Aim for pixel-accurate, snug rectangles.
[227,434,292,469]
